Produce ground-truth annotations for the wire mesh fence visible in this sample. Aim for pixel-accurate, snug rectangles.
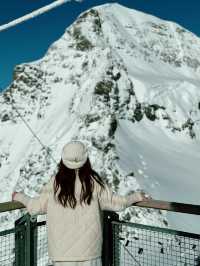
[36,220,53,266]
[1,210,200,266]
[0,228,15,266]
[112,221,200,266]
[0,214,53,266]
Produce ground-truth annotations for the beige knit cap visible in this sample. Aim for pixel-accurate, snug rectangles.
[61,141,88,169]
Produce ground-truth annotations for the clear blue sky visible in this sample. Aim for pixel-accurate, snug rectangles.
[1,0,200,91]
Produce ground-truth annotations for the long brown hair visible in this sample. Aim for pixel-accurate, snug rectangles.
[53,157,105,209]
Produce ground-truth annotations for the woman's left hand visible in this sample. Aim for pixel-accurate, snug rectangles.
[135,191,152,202]
[12,192,18,201]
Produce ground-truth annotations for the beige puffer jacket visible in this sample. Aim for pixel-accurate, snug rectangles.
[14,172,141,261]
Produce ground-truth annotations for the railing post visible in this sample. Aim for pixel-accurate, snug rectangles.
[113,221,121,266]
[15,213,38,266]
[102,211,119,266]
[15,219,26,266]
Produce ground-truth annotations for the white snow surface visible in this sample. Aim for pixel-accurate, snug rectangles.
[1,3,200,238]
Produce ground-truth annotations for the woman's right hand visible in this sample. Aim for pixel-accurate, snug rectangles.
[12,191,18,201]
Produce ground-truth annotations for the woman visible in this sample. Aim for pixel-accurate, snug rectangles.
[12,140,151,266]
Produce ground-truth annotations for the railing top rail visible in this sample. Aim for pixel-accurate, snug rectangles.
[0,201,25,213]
[135,199,200,215]
[1,199,200,215]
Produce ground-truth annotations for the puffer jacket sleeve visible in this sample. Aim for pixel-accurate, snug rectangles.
[13,177,54,215]
[97,183,142,212]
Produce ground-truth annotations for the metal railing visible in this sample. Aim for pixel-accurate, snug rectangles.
[104,213,200,266]
[0,200,200,266]
[0,211,52,266]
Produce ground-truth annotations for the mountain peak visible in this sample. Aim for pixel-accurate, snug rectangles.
[56,2,200,74]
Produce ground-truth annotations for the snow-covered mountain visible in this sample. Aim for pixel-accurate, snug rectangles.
[1,3,200,235]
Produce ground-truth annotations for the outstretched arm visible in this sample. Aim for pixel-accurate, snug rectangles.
[12,177,53,215]
[98,183,150,212]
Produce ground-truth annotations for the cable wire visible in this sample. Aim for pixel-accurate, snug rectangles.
[0,0,83,33]
[8,92,58,166]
